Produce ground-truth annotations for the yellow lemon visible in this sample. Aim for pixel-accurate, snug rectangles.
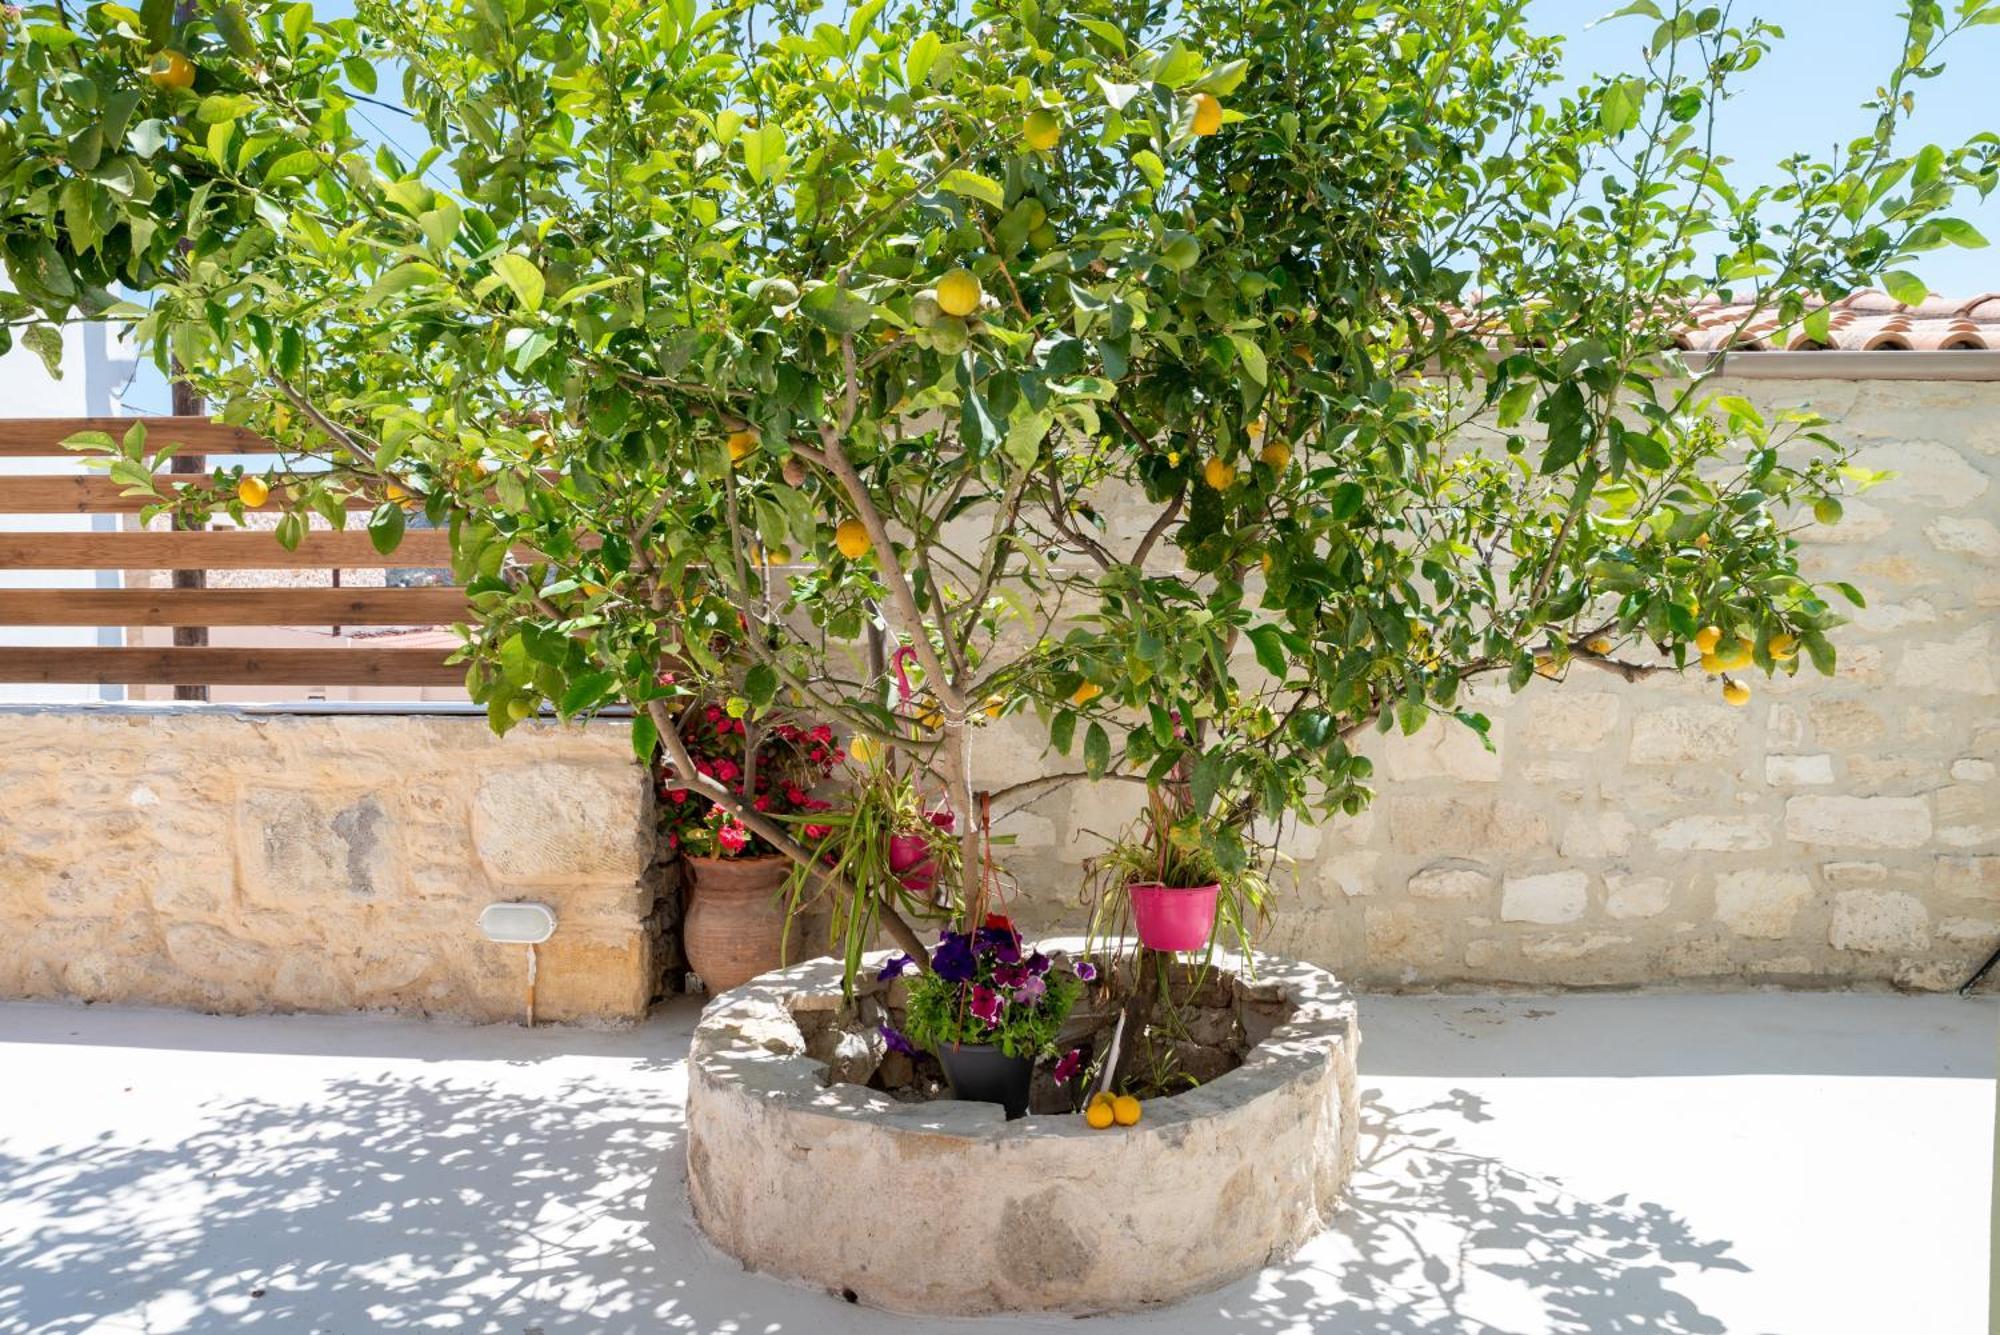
[1533,653,1559,679]
[1191,92,1223,136]
[764,544,792,566]
[1245,420,1265,439]
[1694,624,1723,653]
[148,50,195,91]
[1586,636,1613,655]
[726,429,758,463]
[1024,108,1062,151]
[835,518,871,560]
[983,694,1006,719]
[1700,650,1722,673]
[849,734,880,766]
[1259,551,1273,576]
[1769,632,1798,660]
[506,698,533,721]
[1070,681,1102,707]
[582,581,606,596]
[1202,456,1237,491]
[1722,679,1751,707]
[1713,640,1753,671]
[236,474,271,507]
[1084,1100,1115,1129]
[919,708,943,729]
[1112,1094,1141,1126]
[936,268,983,318]
[1259,441,1291,472]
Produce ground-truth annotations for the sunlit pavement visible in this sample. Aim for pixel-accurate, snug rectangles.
[1,990,1990,1334]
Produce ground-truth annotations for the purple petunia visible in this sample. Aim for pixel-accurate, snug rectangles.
[1073,960,1098,982]
[993,962,1028,990]
[1051,1047,1083,1085]
[877,953,914,982]
[880,1023,917,1056]
[1026,952,1051,977]
[931,931,976,982]
[1012,974,1046,1005]
[969,985,1002,1024]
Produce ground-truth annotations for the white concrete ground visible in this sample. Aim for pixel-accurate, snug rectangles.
[0,992,1990,1335]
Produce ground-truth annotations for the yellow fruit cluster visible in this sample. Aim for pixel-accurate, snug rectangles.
[1084,1090,1141,1129]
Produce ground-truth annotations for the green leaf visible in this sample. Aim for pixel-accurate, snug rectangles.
[1880,269,1928,308]
[263,149,320,183]
[561,670,618,717]
[631,709,660,760]
[493,253,545,312]
[939,169,1004,210]
[367,502,405,555]
[905,32,940,86]
[1245,624,1286,677]
[798,283,876,333]
[21,325,64,377]
[745,662,778,710]
[1229,335,1267,387]
[1051,708,1077,755]
[1083,720,1110,778]
[743,122,787,185]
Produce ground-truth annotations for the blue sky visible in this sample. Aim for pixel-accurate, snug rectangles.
[1541,0,1997,296]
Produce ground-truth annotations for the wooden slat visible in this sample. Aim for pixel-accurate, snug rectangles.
[0,646,463,686]
[0,529,456,570]
[0,416,279,457]
[0,587,468,627]
[0,475,365,514]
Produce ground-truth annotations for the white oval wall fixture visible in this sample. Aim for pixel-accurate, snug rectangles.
[478,902,558,1026]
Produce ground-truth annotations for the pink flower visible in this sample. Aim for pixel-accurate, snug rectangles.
[665,789,689,803]
[716,822,749,855]
[752,795,771,812]
[705,705,722,723]
[712,758,740,782]
[1051,1047,1083,1084]
[969,985,1002,1025]
[803,823,832,840]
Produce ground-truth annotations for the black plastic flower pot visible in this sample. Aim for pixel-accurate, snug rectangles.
[935,1042,1034,1120]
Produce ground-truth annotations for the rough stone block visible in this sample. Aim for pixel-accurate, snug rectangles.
[1364,904,1448,968]
[1559,811,1635,859]
[1712,870,1812,939]
[1939,855,2000,902]
[1605,874,1672,920]
[1405,860,1493,902]
[1829,890,1930,954]
[1927,516,2000,561]
[1525,691,1622,752]
[1806,698,1885,748]
[1765,754,1835,787]
[1500,871,1588,924]
[238,786,402,905]
[1385,795,1549,857]
[1895,627,1996,696]
[1652,814,1773,852]
[1628,707,1740,766]
[473,764,651,885]
[1785,795,1932,849]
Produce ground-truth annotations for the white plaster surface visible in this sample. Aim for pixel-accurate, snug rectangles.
[0,992,1989,1334]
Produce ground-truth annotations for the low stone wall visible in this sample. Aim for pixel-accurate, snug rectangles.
[0,707,663,1023]
[989,376,2000,991]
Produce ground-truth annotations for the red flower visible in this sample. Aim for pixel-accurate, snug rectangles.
[665,789,689,803]
[984,913,1015,933]
[716,821,749,854]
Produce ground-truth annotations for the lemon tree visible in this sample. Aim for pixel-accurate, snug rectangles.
[4,0,1994,963]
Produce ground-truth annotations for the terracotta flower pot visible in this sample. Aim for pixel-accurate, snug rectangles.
[683,854,800,995]
[1128,881,1220,953]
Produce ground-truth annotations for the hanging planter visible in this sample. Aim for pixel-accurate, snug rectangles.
[1127,879,1220,953]
[888,809,956,892]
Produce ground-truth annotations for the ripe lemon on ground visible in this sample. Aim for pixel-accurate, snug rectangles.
[1769,632,1798,660]
[1259,441,1291,472]
[936,268,983,318]
[1085,1099,1115,1129]
[1694,624,1723,653]
[1722,679,1751,707]
[835,518,870,559]
[1024,108,1062,151]
[1202,456,1237,490]
[236,475,270,507]
[1112,1094,1141,1126]
[1191,92,1223,136]
[726,429,758,463]
[148,50,195,91]
[1070,680,1103,706]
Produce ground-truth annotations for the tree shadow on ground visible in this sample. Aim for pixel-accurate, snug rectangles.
[1189,1088,1748,1334]
[0,1014,1747,1334]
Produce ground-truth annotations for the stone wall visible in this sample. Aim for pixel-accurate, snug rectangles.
[0,708,664,1023]
[989,376,2000,991]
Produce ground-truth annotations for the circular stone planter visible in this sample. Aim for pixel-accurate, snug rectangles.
[683,940,1360,1315]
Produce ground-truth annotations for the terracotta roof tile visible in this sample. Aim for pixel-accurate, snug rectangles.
[1673,290,2000,352]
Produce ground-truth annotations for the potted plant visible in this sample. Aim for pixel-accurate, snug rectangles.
[886,916,1095,1119]
[786,747,961,992]
[663,706,842,995]
[1085,789,1271,955]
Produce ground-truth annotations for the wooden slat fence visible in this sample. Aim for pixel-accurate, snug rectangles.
[0,416,467,689]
